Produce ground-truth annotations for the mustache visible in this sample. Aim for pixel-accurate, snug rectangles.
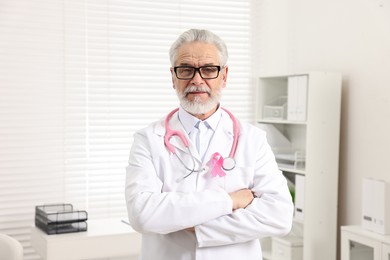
[184,86,210,95]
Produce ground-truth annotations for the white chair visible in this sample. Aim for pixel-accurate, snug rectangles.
[0,234,23,260]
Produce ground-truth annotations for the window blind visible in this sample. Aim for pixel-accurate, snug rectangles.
[0,0,253,259]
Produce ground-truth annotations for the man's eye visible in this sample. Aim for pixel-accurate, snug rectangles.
[203,67,217,73]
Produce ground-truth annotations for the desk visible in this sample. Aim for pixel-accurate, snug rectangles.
[31,218,141,260]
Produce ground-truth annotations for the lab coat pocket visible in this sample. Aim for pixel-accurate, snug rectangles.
[224,165,254,192]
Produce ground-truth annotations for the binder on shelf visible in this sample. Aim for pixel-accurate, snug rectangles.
[294,175,305,221]
[362,178,390,235]
[288,76,308,122]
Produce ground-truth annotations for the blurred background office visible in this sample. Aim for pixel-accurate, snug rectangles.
[1,0,389,259]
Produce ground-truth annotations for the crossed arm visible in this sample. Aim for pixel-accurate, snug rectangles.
[125,130,293,245]
[185,188,254,232]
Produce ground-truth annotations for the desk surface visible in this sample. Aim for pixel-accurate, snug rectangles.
[31,218,141,260]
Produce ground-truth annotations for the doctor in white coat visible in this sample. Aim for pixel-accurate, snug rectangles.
[125,29,294,260]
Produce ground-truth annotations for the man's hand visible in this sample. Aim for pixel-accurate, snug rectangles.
[229,188,254,210]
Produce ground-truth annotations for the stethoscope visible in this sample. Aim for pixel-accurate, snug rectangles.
[164,107,239,179]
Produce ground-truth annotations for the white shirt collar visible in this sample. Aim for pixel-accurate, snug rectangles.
[178,106,222,135]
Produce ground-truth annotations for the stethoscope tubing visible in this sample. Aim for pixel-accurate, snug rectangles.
[220,107,240,159]
[164,107,239,174]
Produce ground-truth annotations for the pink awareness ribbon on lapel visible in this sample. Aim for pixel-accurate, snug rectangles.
[210,152,226,177]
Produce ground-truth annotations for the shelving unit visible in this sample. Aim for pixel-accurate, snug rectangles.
[256,72,342,260]
[341,225,390,260]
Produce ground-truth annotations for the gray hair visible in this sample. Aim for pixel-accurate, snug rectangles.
[169,29,228,66]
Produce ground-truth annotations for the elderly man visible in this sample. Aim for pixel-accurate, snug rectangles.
[125,29,293,260]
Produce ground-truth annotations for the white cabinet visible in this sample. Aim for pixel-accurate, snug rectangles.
[256,72,342,260]
[341,225,390,260]
[382,242,390,259]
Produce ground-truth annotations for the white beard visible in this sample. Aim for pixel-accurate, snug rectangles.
[176,86,222,115]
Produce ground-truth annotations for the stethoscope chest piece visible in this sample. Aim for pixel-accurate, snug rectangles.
[222,157,236,171]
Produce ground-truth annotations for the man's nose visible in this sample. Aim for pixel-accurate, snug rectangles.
[190,70,204,84]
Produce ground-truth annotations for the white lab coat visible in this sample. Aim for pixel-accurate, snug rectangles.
[125,108,294,260]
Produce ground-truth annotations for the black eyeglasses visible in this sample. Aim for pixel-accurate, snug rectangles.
[173,66,221,80]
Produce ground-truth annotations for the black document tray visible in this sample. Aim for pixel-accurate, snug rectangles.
[35,203,88,224]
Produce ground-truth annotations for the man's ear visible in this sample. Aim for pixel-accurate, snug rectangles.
[222,66,229,88]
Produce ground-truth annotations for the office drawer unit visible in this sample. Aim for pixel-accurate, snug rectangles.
[341,225,390,260]
[272,235,303,260]
[382,242,390,259]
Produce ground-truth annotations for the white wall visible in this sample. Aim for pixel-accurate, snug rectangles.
[254,0,390,230]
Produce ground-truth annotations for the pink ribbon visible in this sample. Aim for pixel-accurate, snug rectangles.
[210,152,226,177]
